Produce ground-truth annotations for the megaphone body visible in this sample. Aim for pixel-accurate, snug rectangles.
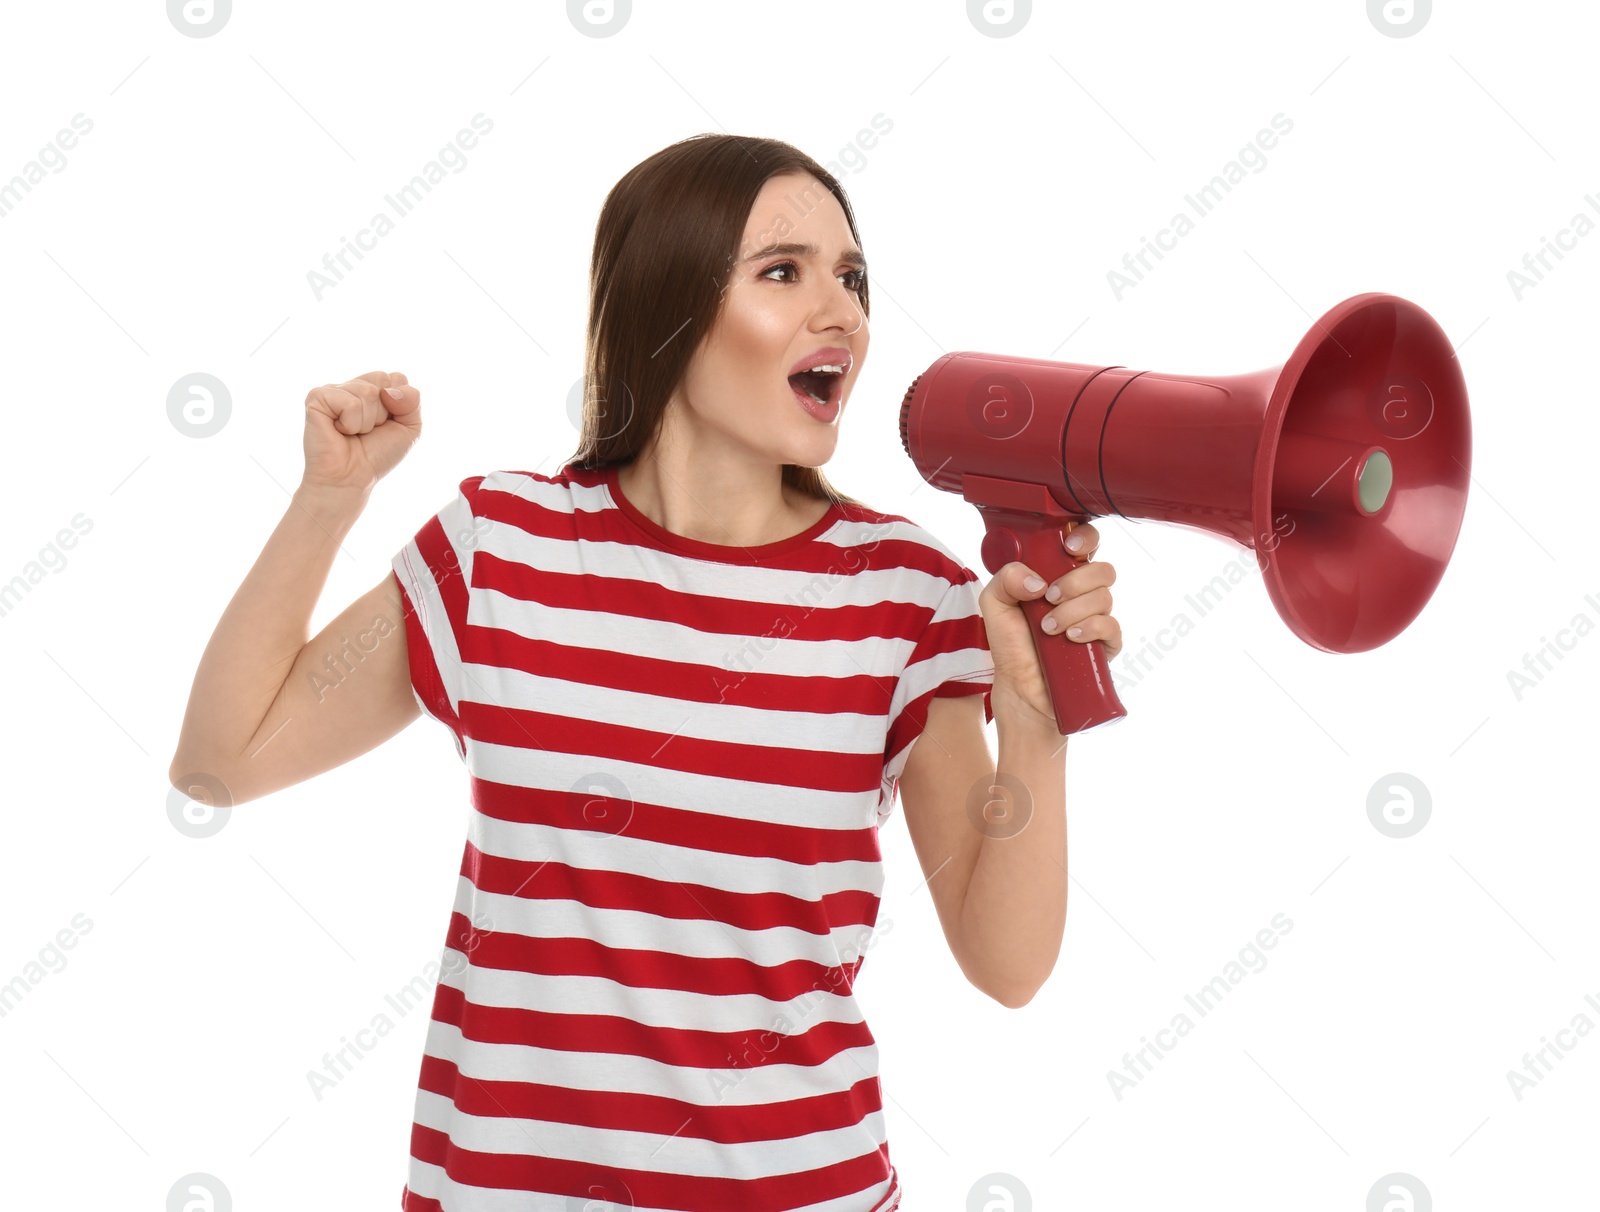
[898,293,1472,736]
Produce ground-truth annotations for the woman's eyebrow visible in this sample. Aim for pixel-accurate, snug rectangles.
[743,241,867,273]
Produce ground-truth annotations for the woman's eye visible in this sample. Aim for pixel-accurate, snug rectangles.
[761,261,867,294]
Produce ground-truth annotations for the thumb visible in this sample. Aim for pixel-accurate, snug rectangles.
[985,561,1051,608]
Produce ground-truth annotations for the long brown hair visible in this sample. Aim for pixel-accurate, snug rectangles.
[561,133,869,509]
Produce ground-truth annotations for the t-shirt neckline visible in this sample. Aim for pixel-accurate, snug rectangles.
[598,462,843,564]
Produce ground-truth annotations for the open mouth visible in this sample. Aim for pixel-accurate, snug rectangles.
[787,367,844,410]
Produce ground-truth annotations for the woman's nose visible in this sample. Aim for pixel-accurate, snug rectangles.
[818,282,864,335]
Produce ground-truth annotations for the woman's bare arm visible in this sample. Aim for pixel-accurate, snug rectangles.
[167,488,419,805]
[168,371,425,806]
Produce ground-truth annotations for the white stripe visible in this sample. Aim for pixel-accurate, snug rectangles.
[464,792,885,899]
[465,736,889,835]
[433,946,866,1035]
[416,1014,884,1109]
[404,1153,897,1212]
[391,480,479,718]
[477,524,952,611]
[458,622,898,753]
[475,469,956,603]
[882,574,994,785]
[447,875,884,971]
[408,1081,889,1181]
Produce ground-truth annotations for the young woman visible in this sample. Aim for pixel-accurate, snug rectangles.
[170,133,1120,1212]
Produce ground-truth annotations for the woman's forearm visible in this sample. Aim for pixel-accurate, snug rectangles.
[169,482,369,778]
[957,715,1069,1007]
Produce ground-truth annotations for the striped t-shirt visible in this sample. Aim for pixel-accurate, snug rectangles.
[389,461,995,1212]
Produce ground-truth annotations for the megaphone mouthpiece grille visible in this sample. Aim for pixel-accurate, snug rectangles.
[898,374,921,461]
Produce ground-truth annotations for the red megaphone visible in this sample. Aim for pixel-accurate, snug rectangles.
[897,292,1472,736]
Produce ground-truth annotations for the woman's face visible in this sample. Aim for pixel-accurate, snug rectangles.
[671,171,869,470]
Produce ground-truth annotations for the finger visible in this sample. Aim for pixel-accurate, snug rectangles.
[347,371,411,409]
[1047,611,1116,644]
[1058,613,1122,661]
[329,381,395,435]
[1002,561,1056,608]
[1078,614,1123,660]
[307,384,367,433]
[1042,586,1114,633]
[347,390,385,435]
[379,381,422,421]
[343,374,408,410]
[1045,559,1115,604]
[1065,520,1099,560]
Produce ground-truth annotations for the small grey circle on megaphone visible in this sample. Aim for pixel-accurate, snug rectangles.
[1367,375,1434,439]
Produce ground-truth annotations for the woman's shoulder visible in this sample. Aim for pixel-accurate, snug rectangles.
[458,465,606,512]
[835,498,979,587]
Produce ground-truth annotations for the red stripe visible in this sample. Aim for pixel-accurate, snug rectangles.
[416,1051,885,1143]
[464,589,907,720]
[428,977,874,1069]
[405,1118,894,1209]
[438,906,869,1002]
[462,840,884,933]
[410,483,479,637]
[884,676,992,768]
[475,473,961,581]
[474,548,934,642]
[393,571,465,755]
[461,698,882,795]
[470,779,888,866]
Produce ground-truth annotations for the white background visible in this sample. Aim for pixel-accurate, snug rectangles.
[1,1,1594,1208]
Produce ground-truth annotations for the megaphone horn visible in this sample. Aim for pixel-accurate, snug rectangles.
[898,292,1472,736]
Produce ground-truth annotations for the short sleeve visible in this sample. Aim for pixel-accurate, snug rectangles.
[390,475,486,757]
[882,570,995,788]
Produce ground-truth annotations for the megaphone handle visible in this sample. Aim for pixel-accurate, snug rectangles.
[974,505,1129,736]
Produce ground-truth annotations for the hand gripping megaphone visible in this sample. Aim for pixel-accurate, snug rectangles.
[897,292,1472,736]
